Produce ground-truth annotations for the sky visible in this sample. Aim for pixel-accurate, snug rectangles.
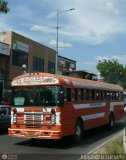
[1,0,126,74]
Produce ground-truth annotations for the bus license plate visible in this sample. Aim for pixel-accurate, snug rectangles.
[28,131,35,137]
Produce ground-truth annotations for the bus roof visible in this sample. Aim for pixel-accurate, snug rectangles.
[11,72,123,91]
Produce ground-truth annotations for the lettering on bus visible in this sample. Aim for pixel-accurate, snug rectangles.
[11,76,59,86]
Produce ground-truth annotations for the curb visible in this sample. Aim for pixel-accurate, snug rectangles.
[89,131,123,154]
[123,128,126,153]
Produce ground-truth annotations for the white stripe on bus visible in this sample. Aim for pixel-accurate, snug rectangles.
[73,102,106,109]
[81,112,105,121]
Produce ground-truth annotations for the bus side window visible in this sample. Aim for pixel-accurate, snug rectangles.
[85,90,89,101]
[107,91,110,100]
[64,88,71,102]
[116,92,118,100]
[112,92,114,100]
[80,89,84,101]
[119,92,123,100]
[103,91,107,100]
[113,91,116,100]
[78,89,81,101]
[75,88,78,101]
[92,89,95,101]
[71,89,75,101]
[100,90,103,100]
[110,92,113,100]
[102,91,105,100]
[89,90,92,101]
[96,90,99,100]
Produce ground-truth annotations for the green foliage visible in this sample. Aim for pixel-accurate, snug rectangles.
[96,137,124,155]
[84,74,92,80]
[104,137,124,155]
[97,59,126,88]
[0,0,9,14]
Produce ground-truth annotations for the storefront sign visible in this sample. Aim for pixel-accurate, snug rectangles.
[13,40,29,53]
[0,42,10,56]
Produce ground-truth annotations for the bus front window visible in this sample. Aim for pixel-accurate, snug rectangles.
[12,86,63,107]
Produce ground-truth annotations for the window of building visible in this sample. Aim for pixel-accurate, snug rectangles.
[70,63,75,69]
[33,57,44,72]
[59,60,65,69]
[48,61,55,74]
[12,50,28,67]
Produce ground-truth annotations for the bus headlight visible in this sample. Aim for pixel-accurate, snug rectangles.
[51,114,56,125]
[13,113,17,123]
[12,108,17,124]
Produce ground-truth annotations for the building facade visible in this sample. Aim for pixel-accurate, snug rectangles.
[0,41,10,100]
[62,70,97,80]
[58,55,76,75]
[0,31,76,100]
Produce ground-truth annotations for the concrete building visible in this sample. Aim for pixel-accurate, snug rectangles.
[58,55,76,75]
[0,41,10,100]
[62,70,97,80]
[0,31,76,99]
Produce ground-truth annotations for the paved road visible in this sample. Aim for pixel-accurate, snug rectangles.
[0,119,125,160]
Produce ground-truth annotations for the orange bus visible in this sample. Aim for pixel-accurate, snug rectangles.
[8,72,124,142]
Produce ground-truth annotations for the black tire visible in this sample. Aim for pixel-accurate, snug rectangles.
[108,113,114,129]
[72,120,84,143]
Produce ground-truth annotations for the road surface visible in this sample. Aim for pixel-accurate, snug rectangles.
[0,119,125,160]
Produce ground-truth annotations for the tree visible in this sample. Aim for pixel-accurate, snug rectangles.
[0,0,9,14]
[84,74,92,80]
[97,59,126,88]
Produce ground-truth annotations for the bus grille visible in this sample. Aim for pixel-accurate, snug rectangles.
[24,112,42,126]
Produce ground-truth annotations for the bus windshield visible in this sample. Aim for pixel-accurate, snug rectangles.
[12,86,63,107]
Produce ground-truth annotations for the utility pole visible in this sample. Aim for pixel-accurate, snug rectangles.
[55,8,75,74]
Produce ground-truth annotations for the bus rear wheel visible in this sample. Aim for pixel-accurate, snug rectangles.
[108,113,114,129]
[72,120,83,143]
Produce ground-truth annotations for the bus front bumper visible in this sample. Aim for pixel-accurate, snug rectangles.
[8,128,62,139]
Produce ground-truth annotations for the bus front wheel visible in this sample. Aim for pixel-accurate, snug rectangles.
[72,120,83,143]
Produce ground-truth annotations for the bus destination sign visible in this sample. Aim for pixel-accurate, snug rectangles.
[11,76,59,86]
